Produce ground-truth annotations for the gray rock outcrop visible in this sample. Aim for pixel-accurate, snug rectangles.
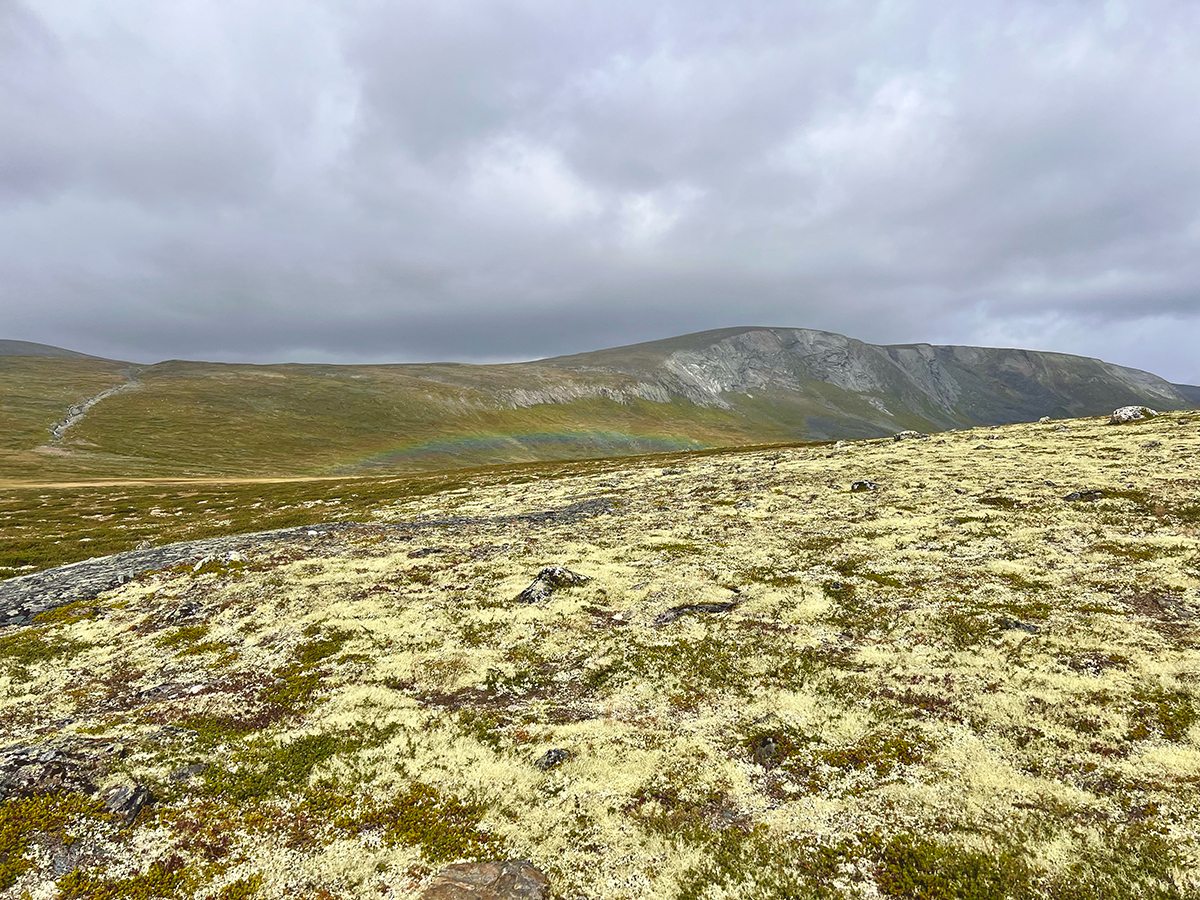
[419,860,551,900]
[534,749,572,771]
[1,498,619,626]
[653,600,740,626]
[102,782,152,825]
[515,567,590,604]
[0,737,123,801]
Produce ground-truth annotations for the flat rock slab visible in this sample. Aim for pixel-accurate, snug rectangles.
[653,599,741,626]
[419,860,550,900]
[0,497,618,627]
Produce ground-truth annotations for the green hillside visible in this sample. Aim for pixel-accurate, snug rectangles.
[0,356,133,454]
[0,328,1193,482]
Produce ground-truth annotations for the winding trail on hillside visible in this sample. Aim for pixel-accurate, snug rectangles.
[0,496,619,627]
[48,368,142,441]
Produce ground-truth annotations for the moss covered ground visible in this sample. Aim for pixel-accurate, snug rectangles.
[0,412,1198,898]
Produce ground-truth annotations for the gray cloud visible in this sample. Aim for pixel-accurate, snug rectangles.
[3,0,1199,382]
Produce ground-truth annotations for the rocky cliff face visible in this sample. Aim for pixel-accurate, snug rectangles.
[544,326,1193,431]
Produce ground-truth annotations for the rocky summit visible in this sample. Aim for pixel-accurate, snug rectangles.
[0,410,1198,898]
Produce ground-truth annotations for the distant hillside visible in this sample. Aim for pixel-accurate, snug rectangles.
[0,339,112,359]
[544,327,1192,435]
[1172,383,1200,407]
[0,327,1193,481]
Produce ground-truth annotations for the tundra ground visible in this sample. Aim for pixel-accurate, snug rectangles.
[1,413,1198,899]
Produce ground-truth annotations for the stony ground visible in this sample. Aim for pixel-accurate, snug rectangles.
[1,412,1198,899]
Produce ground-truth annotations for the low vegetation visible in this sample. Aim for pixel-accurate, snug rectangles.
[0,412,1198,898]
[0,446,778,577]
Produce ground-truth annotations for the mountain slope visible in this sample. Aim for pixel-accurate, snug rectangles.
[1172,382,1200,407]
[0,327,1192,481]
[545,326,1191,431]
[0,340,114,359]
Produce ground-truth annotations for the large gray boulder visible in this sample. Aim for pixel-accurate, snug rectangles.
[1109,406,1158,424]
[418,860,551,900]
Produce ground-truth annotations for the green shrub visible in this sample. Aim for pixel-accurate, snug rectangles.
[259,626,352,711]
[0,629,87,679]
[877,834,1031,900]
[216,875,263,900]
[360,783,500,863]
[57,855,187,900]
[203,734,341,800]
[0,795,111,890]
[675,826,836,900]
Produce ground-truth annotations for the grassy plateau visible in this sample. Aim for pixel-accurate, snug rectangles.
[0,411,1198,897]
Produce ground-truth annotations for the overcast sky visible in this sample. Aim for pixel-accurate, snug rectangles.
[2,1,1199,382]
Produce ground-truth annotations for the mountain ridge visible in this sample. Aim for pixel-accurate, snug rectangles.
[0,339,119,360]
[2,326,1195,481]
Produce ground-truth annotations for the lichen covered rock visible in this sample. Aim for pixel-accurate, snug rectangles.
[514,566,590,603]
[1109,405,1158,424]
[419,860,551,900]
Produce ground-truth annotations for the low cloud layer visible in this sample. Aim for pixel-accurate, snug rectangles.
[3,1,1199,382]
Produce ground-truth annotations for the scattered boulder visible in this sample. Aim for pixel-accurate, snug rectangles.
[1109,406,1158,424]
[850,481,878,492]
[534,748,571,771]
[1064,490,1104,503]
[748,734,784,767]
[892,431,927,442]
[102,782,152,825]
[0,740,112,800]
[168,762,209,783]
[168,600,203,622]
[515,566,590,603]
[1038,416,1052,424]
[654,600,740,626]
[419,860,551,900]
